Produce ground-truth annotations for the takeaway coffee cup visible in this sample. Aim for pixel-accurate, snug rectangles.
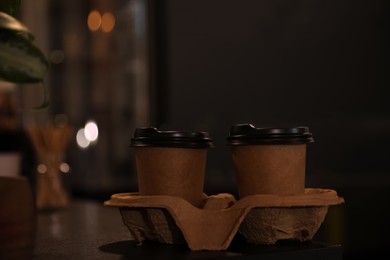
[227,124,314,198]
[130,127,213,207]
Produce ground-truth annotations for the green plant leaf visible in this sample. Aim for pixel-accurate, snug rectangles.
[0,0,21,17]
[33,82,50,109]
[0,11,33,40]
[0,29,48,83]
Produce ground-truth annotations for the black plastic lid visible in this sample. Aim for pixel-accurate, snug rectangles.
[130,127,213,148]
[227,124,314,145]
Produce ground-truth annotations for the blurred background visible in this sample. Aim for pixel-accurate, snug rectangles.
[7,0,390,259]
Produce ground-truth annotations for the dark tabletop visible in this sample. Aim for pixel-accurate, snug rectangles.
[33,199,343,259]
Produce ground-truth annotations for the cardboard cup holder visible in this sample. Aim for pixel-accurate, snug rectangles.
[106,125,344,250]
[104,188,344,251]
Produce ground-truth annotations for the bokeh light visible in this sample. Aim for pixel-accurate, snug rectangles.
[87,10,101,31]
[101,12,115,32]
[84,121,99,142]
[59,163,70,173]
[37,164,47,174]
[76,128,90,148]
[49,50,65,64]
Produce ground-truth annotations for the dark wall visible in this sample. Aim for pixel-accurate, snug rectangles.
[150,0,390,258]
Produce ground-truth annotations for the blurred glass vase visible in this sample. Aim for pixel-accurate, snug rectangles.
[28,124,73,210]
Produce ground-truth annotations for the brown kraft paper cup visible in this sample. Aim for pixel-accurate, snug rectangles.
[135,147,207,207]
[131,128,213,207]
[232,144,306,197]
[227,124,314,198]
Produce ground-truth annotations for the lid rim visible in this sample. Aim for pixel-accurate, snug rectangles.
[227,139,314,146]
[131,127,213,148]
[227,124,314,145]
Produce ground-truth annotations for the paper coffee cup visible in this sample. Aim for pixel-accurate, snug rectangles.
[227,124,314,197]
[131,127,213,207]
